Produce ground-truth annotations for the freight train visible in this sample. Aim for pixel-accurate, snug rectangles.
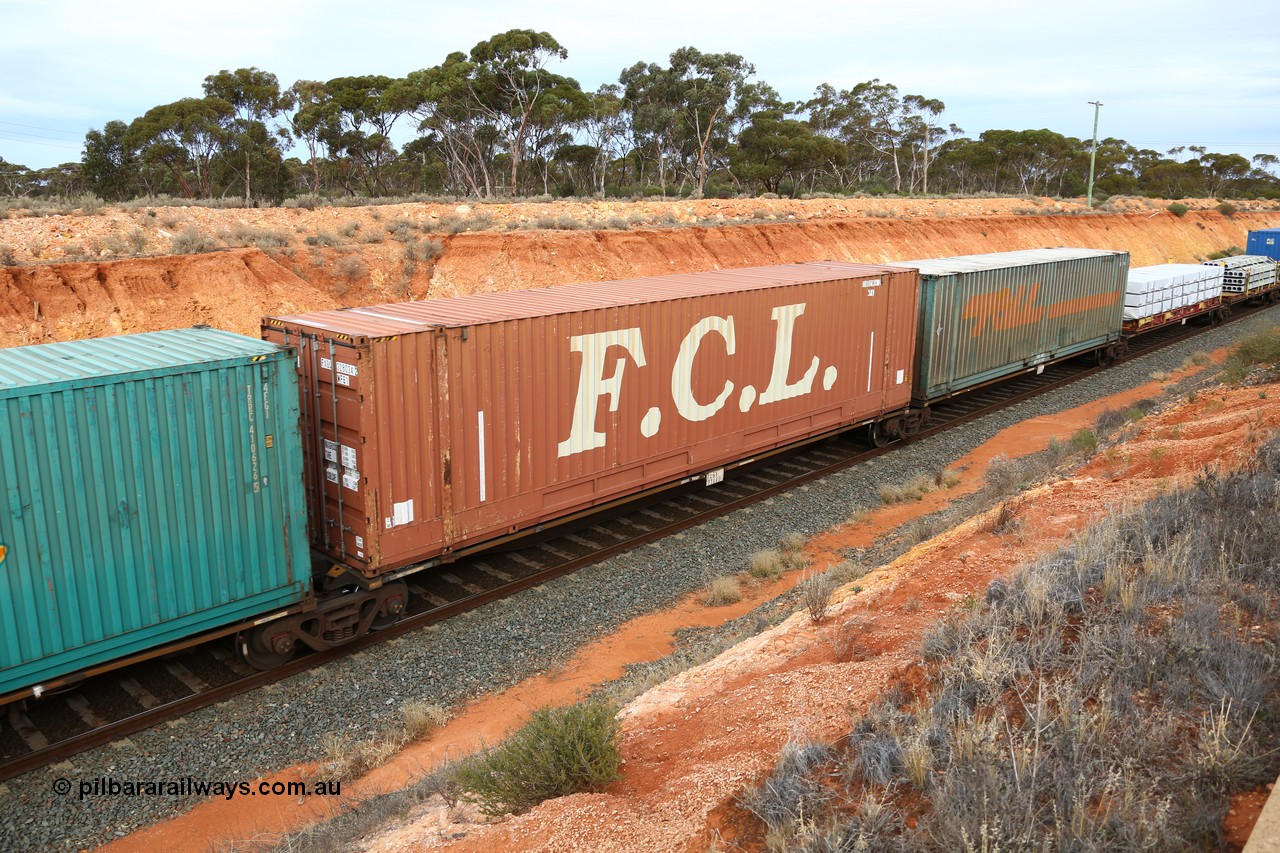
[4,245,1279,702]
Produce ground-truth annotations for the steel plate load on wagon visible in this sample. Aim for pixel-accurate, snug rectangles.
[1246,228,1280,261]
[1203,255,1279,300]
[263,261,922,577]
[0,329,311,702]
[890,248,1129,403]
[1123,263,1224,332]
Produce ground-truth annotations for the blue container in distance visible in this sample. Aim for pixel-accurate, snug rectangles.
[0,328,311,699]
[1246,228,1280,261]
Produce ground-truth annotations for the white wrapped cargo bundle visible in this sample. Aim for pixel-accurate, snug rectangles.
[1124,264,1223,321]
[1203,255,1278,295]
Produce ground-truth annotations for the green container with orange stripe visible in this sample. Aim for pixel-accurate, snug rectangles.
[892,248,1129,404]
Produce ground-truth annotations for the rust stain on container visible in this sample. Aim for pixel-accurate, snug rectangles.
[263,262,920,575]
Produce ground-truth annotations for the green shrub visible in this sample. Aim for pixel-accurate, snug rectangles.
[305,230,341,248]
[1166,202,1189,217]
[169,227,220,254]
[1224,327,1280,383]
[1216,201,1238,218]
[221,225,290,249]
[404,238,443,262]
[453,700,622,816]
[1070,428,1099,453]
[338,256,368,281]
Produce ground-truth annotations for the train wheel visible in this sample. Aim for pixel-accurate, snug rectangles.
[867,421,890,447]
[371,581,408,631]
[237,624,297,670]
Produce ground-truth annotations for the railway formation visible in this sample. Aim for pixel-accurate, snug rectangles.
[1,298,1269,784]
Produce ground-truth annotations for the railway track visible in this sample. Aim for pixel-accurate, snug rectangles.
[0,303,1269,783]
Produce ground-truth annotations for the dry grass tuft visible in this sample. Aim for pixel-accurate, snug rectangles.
[704,576,743,606]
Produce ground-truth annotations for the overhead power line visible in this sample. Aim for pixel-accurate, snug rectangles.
[0,120,82,136]
[0,135,81,150]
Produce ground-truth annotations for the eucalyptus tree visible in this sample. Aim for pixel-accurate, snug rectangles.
[82,120,138,201]
[203,67,293,202]
[0,158,34,196]
[293,75,403,195]
[731,109,846,194]
[667,47,756,197]
[127,96,235,197]
[523,77,591,194]
[392,31,582,197]
[901,95,949,194]
[1199,152,1251,198]
[288,80,331,193]
[619,61,679,193]
[391,52,502,197]
[467,29,580,195]
[977,128,1079,195]
[930,136,998,194]
[580,84,627,194]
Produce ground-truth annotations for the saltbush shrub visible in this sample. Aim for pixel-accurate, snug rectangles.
[453,700,622,816]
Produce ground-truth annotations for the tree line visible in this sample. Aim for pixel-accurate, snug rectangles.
[2,29,1278,203]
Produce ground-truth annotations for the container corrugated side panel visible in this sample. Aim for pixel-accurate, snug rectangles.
[0,331,310,695]
[269,265,920,573]
[909,252,1128,402]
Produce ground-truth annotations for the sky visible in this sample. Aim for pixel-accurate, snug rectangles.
[3,0,1279,175]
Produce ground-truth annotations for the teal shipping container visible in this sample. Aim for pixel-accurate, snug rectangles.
[0,328,311,700]
[892,248,1129,403]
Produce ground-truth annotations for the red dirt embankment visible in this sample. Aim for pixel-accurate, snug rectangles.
[426,210,1277,296]
[0,206,1274,347]
[0,249,336,346]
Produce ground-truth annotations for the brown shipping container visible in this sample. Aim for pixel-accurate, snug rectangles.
[263,262,920,576]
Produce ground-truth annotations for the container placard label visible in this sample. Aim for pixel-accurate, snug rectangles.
[342,469,360,491]
[386,500,415,528]
[324,440,338,463]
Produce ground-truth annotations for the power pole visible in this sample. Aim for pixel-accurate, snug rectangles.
[1086,100,1103,208]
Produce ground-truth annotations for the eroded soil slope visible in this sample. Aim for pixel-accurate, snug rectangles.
[0,197,1276,346]
[0,249,335,345]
